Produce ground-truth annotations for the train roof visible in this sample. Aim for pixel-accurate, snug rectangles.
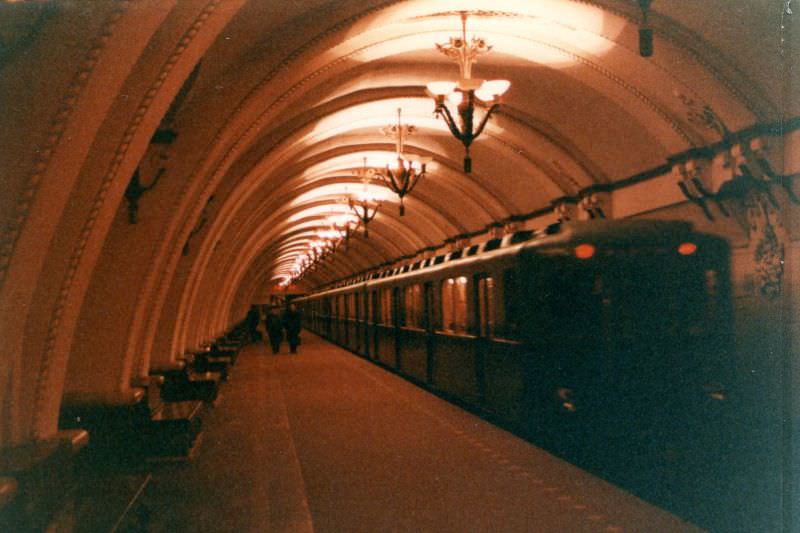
[296,219,714,300]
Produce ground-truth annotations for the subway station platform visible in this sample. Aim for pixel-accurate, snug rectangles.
[145,332,703,533]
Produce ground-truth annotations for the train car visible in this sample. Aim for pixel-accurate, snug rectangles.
[296,219,734,526]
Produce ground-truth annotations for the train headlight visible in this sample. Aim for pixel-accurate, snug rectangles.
[557,387,577,412]
[574,244,596,259]
[703,382,726,401]
[678,242,698,255]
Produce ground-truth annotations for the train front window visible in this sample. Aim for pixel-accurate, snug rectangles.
[441,277,468,334]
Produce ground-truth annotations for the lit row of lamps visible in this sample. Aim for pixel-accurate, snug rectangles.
[282,13,510,286]
[347,12,510,226]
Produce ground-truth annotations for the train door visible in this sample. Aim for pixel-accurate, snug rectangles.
[323,297,331,339]
[360,290,367,357]
[424,282,435,384]
[356,290,367,355]
[354,291,359,353]
[392,286,401,369]
[370,290,378,359]
[344,294,350,347]
[365,290,371,356]
[475,274,495,401]
[337,295,345,345]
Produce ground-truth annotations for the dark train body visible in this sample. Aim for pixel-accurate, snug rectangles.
[296,219,736,529]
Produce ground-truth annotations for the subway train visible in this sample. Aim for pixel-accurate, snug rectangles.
[296,219,737,528]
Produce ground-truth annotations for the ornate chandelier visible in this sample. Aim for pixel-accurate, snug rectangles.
[327,213,357,250]
[347,158,383,238]
[426,12,509,172]
[378,108,431,216]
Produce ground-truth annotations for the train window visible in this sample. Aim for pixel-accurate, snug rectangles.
[441,277,468,334]
[510,230,533,245]
[380,288,393,324]
[450,249,463,260]
[411,261,422,271]
[467,244,480,256]
[477,275,495,337]
[434,255,446,265]
[403,284,423,328]
[484,238,502,252]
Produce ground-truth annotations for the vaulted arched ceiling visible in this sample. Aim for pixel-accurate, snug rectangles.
[0,0,793,443]
[149,0,779,298]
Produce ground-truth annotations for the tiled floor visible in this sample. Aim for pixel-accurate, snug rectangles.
[145,332,703,532]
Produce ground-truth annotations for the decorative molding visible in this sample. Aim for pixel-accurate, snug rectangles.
[753,217,785,300]
[0,0,132,289]
[30,0,222,439]
[675,91,729,139]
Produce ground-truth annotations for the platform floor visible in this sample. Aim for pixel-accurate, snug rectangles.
[145,332,704,532]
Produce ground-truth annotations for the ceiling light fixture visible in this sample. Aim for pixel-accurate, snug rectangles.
[378,108,432,216]
[426,12,509,173]
[347,157,383,238]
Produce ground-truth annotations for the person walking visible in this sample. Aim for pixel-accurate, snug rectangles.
[265,307,284,354]
[283,303,302,354]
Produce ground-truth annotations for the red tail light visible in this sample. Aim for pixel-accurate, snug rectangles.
[574,244,596,259]
[678,242,697,255]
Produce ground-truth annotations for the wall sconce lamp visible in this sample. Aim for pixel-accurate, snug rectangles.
[124,166,165,224]
[181,194,214,256]
[426,12,509,172]
[379,108,431,215]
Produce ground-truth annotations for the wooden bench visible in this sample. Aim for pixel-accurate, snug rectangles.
[190,350,231,380]
[213,342,241,364]
[154,360,221,403]
[61,381,206,464]
[146,400,205,460]
[60,391,153,467]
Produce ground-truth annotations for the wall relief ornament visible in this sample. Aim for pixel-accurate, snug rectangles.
[748,193,785,300]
